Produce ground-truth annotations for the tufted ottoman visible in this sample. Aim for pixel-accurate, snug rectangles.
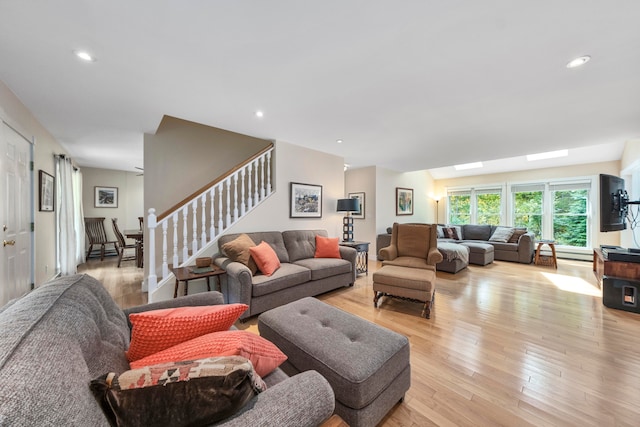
[258,297,410,427]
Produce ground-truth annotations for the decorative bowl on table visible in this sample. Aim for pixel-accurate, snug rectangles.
[195,257,211,268]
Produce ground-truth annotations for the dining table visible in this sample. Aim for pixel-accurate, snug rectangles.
[124,229,143,268]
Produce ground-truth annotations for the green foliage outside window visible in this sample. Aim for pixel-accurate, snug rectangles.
[448,194,470,224]
[476,193,501,225]
[514,191,543,239]
[553,190,588,247]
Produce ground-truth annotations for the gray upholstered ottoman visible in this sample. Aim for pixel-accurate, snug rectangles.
[258,297,410,427]
[460,241,495,265]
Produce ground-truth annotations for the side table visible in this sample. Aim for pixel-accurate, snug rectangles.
[535,240,557,268]
[339,241,370,275]
[171,263,226,298]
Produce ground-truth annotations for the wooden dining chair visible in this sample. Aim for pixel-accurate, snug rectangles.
[111,218,137,268]
[84,217,118,261]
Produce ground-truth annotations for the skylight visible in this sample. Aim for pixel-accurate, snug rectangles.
[526,149,568,161]
[454,162,483,171]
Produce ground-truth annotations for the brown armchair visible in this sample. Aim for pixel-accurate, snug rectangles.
[379,223,443,270]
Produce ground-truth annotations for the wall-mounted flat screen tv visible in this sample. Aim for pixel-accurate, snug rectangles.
[600,174,627,232]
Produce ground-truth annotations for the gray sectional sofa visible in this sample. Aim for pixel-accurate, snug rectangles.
[377,223,535,273]
[0,274,335,426]
[214,230,357,320]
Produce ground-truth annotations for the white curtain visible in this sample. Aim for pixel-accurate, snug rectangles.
[55,155,85,275]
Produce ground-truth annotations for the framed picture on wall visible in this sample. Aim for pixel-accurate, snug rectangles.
[95,186,118,208]
[396,187,413,215]
[290,182,322,218]
[39,170,54,212]
[347,192,365,219]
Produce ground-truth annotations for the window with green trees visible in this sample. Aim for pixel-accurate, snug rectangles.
[552,189,588,247]
[513,190,543,239]
[448,193,470,224]
[476,191,502,225]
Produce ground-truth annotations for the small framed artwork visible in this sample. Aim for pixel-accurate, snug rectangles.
[95,186,118,208]
[396,187,413,215]
[39,170,54,212]
[290,182,322,218]
[348,192,365,219]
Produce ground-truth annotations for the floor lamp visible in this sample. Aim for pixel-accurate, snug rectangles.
[337,198,359,242]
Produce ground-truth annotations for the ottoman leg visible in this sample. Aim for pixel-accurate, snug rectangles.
[373,291,381,308]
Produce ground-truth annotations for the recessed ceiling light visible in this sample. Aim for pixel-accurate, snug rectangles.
[526,149,568,161]
[336,139,343,144]
[566,55,591,69]
[74,50,96,62]
[255,110,264,118]
[454,162,483,171]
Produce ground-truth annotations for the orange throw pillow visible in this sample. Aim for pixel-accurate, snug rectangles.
[129,330,288,377]
[314,235,341,258]
[126,304,248,362]
[249,241,281,276]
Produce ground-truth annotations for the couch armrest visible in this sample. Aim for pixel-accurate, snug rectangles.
[217,370,335,427]
[427,246,444,265]
[517,232,536,263]
[376,234,392,258]
[338,246,357,283]
[122,292,225,330]
[213,256,254,318]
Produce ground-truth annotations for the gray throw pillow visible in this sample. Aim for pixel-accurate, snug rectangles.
[489,226,515,243]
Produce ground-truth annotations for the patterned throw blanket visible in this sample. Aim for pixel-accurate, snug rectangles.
[438,242,469,264]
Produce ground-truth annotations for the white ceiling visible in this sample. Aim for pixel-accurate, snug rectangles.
[0,1,639,178]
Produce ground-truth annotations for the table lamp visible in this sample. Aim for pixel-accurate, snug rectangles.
[337,198,359,242]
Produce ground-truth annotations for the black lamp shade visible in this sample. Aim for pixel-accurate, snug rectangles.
[337,198,359,212]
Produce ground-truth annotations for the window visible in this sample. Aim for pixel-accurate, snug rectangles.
[448,178,592,249]
[475,189,502,225]
[448,191,470,224]
[512,185,543,240]
[551,185,589,247]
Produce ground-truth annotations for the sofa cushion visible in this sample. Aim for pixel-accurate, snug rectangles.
[90,356,266,427]
[126,304,248,362]
[283,230,328,262]
[293,258,352,280]
[314,235,341,258]
[222,234,258,276]
[489,226,514,243]
[219,232,290,263]
[444,224,463,240]
[250,241,281,276]
[129,330,287,377]
[462,224,492,241]
[251,263,312,297]
[488,242,519,252]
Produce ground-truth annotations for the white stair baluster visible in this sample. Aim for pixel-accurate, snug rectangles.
[233,173,239,221]
[162,221,169,279]
[253,159,259,206]
[225,178,231,226]
[217,182,224,233]
[240,168,246,216]
[266,151,272,195]
[260,155,265,200]
[247,162,254,210]
[182,206,189,263]
[192,199,198,255]
[209,187,216,239]
[201,193,207,247]
[172,213,179,268]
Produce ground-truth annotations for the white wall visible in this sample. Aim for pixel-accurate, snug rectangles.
[0,79,69,285]
[345,166,377,248]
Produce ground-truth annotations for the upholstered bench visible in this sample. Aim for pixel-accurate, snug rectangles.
[372,265,437,318]
[460,241,495,266]
[258,297,410,427]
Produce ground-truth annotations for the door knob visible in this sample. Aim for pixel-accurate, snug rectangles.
[3,240,15,247]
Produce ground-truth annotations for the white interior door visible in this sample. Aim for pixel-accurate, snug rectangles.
[0,121,32,306]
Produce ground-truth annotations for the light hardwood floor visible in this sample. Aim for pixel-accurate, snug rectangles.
[79,256,640,427]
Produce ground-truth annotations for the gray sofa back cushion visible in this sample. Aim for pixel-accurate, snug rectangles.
[219,232,290,263]
[0,274,130,426]
[282,230,328,262]
[462,224,492,241]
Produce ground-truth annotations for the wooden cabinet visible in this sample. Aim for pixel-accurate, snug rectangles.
[593,248,640,288]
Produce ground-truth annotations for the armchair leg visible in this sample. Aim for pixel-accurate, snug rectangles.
[373,291,381,308]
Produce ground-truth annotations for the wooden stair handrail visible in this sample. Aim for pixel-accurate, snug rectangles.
[157,142,274,222]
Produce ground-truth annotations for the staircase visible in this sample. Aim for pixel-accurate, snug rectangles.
[146,144,274,299]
